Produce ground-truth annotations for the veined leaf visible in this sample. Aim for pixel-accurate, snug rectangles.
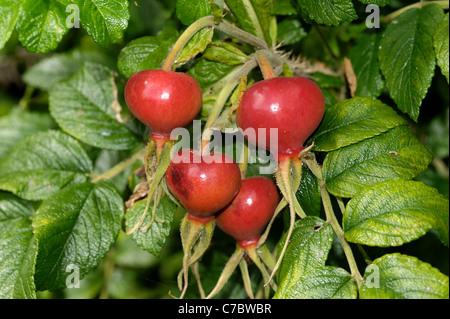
[0,0,22,50]
[0,192,37,299]
[312,97,407,152]
[225,0,273,45]
[434,13,449,83]
[79,0,130,47]
[176,0,211,26]
[272,0,297,16]
[0,130,93,201]
[117,29,178,78]
[274,217,357,299]
[32,181,124,291]
[296,0,357,26]
[296,166,321,217]
[0,110,56,161]
[348,32,385,98]
[202,42,248,66]
[49,62,140,150]
[323,126,433,198]
[188,58,237,89]
[343,179,449,247]
[379,4,445,121]
[358,0,390,6]
[277,19,307,46]
[360,253,449,299]
[23,49,116,91]
[125,196,178,257]
[175,27,214,66]
[15,0,68,53]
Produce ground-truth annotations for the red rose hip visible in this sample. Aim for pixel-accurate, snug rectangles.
[165,149,241,221]
[124,69,202,136]
[236,76,325,158]
[216,176,279,247]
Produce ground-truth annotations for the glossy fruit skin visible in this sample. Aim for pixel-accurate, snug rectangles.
[165,149,241,220]
[236,76,325,158]
[216,176,279,245]
[124,69,202,135]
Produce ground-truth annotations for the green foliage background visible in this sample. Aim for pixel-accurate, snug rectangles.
[0,0,448,299]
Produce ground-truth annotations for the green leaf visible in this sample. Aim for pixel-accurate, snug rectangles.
[0,110,56,161]
[296,0,358,26]
[425,107,449,159]
[272,0,297,15]
[0,192,37,299]
[360,253,449,299]
[202,42,248,65]
[210,0,224,24]
[274,216,357,299]
[176,0,211,26]
[277,19,307,45]
[379,4,445,121]
[0,0,22,50]
[117,29,178,78]
[225,0,273,45]
[15,0,68,53]
[310,72,344,89]
[296,166,321,217]
[49,62,140,150]
[79,0,130,47]
[175,27,214,66]
[32,181,124,291]
[348,32,385,98]
[187,58,236,89]
[344,179,449,247]
[323,126,433,198]
[434,13,449,83]
[358,0,390,6]
[125,196,178,257]
[23,49,116,91]
[312,97,407,152]
[0,130,93,201]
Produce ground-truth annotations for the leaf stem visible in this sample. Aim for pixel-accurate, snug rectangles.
[256,50,276,80]
[381,0,449,23]
[216,20,268,49]
[201,58,258,149]
[162,16,215,71]
[205,245,244,299]
[91,148,145,183]
[161,16,268,71]
[303,155,363,289]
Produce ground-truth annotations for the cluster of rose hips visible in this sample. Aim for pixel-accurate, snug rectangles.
[124,50,324,298]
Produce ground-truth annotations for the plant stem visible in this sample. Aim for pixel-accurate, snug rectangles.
[256,50,276,80]
[216,20,268,50]
[266,158,297,286]
[201,58,258,149]
[239,259,255,299]
[161,16,215,71]
[205,245,244,299]
[381,0,449,23]
[161,16,267,71]
[91,148,145,183]
[303,155,363,289]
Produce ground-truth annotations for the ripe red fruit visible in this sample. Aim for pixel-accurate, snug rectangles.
[216,176,279,247]
[165,149,241,221]
[124,69,202,136]
[236,76,325,158]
